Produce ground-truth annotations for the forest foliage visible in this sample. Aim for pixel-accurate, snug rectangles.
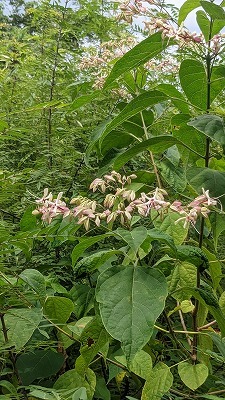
[2,0,225,399]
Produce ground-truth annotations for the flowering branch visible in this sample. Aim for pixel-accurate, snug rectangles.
[32,171,219,232]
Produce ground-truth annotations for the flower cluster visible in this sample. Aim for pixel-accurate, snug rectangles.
[32,172,218,232]
[32,188,70,224]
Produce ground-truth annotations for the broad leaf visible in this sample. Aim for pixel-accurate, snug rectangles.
[70,284,94,319]
[20,269,46,298]
[54,368,96,400]
[16,349,64,385]
[203,247,222,289]
[141,362,173,400]
[44,296,74,324]
[69,90,101,111]
[187,167,225,209]
[200,1,225,20]
[178,0,201,25]
[168,262,197,302]
[152,210,188,245]
[178,362,208,390]
[3,308,42,350]
[71,233,113,267]
[113,135,200,170]
[157,83,190,114]
[99,91,167,146]
[104,32,170,89]
[210,212,225,248]
[179,59,207,110]
[188,114,225,145]
[79,316,109,367]
[115,226,148,254]
[96,265,167,361]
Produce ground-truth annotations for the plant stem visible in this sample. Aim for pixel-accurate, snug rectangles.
[140,111,162,188]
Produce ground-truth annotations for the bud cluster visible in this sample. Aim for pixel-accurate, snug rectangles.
[32,173,218,231]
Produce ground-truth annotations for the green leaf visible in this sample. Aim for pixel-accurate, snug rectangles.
[115,226,148,254]
[152,210,188,245]
[178,362,208,390]
[44,296,74,324]
[71,233,113,267]
[99,91,167,146]
[178,0,201,25]
[211,66,225,103]
[20,269,46,298]
[113,135,197,170]
[208,331,225,360]
[104,32,170,89]
[157,83,190,114]
[210,212,225,249]
[72,387,87,400]
[69,90,101,111]
[79,316,109,366]
[147,228,176,251]
[203,248,222,289]
[54,368,96,400]
[168,262,197,302]
[179,59,207,110]
[95,377,110,400]
[187,167,225,209]
[188,115,225,145]
[96,265,167,361]
[70,284,94,319]
[130,350,152,380]
[73,250,120,276]
[3,308,42,350]
[20,206,37,231]
[157,159,187,192]
[16,349,64,385]
[141,362,173,400]
[172,114,205,166]
[200,1,225,20]
[196,10,210,41]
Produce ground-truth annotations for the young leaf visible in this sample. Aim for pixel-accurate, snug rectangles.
[104,32,170,89]
[96,265,167,362]
[141,362,173,400]
[179,59,207,110]
[168,262,197,302]
[178,362,208,390]
[157,83,190,114]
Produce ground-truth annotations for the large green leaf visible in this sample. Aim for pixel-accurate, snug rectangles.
[3,308,42,350]
[211,66,225,104]
[157,159,187,192]
[69,90,101,111]
[96,265,167,361]
[179,59,207,110]
[113,135,200,170]
[16,349,64,385]
[104,32,170,89]
[141,362,173,400]
[188,114,225,145]
[178,362,208,390]
[187,167,225,209]
[200,1,225,20]
[44,296,74,324]
[99,91,167,147]
[70,284,94,319]
[178,0,201,25]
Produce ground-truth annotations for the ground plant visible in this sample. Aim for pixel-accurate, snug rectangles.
[2,0,225,399]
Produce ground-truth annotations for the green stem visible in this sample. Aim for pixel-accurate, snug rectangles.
[192,18,213,365]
